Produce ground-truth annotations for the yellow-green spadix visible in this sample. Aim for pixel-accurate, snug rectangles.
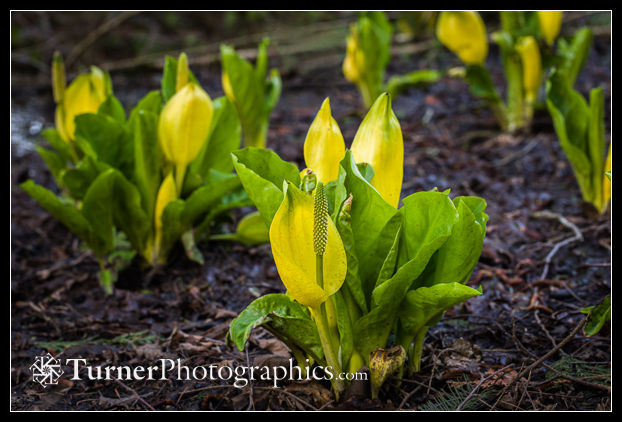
[303,98,346,184]
[269,181,347,308]
[351,92,403,207]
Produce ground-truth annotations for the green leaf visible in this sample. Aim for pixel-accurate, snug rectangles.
[546,70,593,201]
[98,95,126,124]
[386,69,442,98]
[161,55,199,103]
[35,146,66,187]
[557,27,592,87]
[396,282,483,347]
[355,11,393,105]
[211,211,269,245]
[332,290,354,370]
[335,194,367,314]
[415,196,488,288]
[41,128,76,164]
[221,44,268,147]
[227,293,323,360]
[353,190,458,358]
[159,173,242,258]
[185,96,242,193]
[581,295,611,337]
[128,91,163,124]
[464,64,502,103]
[74,113,134,177]
[20,180,96,254]
[588,87,606,210]
[132,110,161,220]
[232,147,301,227]
[62,156,110,200]
[81,169,150,258]
[340,150,399,287]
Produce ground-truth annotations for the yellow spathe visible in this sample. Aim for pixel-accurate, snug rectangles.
[303,98,346,184]
[158,83,214,168]
[537,11,563,46]
[269,182,347,308]
[55,67,108,142]
[516,36,543,103]
[351,93,404,207]
[436,11,488,66]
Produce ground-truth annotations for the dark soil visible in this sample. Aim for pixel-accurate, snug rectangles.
[11,11,611,411]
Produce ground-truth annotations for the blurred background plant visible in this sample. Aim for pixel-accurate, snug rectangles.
[343,11,441,108]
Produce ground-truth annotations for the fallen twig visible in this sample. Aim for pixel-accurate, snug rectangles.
[531,211,583,280]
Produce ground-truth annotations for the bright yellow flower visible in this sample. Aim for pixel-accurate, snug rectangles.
[343,24,364,83]
[54,66,109,142]
[303,98,346,184]
[516,36,542,103]
[436,11,488,66]
[158,83,214,168]
[537,11,563,46]
[351,93,404,207]
[269,181,347,308]
[158,82,214,191]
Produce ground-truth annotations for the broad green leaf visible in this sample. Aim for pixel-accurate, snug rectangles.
[332,290,354,370]
[98,94,126,124]
[74,113,134,177]
[41,128,75,164]
[20,180,96,254]
[185,96,242,193]
[396,282,483,347]
[35,146,66,187]
[81,169,150,257]
[221,44,267,147]
[128,90,163,124]
[353,190,458,358]
[62,156,110,200]
[227,293,323,361]
[232,147,301,227]
[546,70,593,199]
[464,64,502,103]
[159,173,242,257]
[415,196,488,289]
[335,194,367,314]
[340,150,399,286]
[558,27,592,87]
[132,110,161,220]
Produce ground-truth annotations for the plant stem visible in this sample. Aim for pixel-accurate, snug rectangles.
[175,164,186,195]
[313,254,345,400]
[407,327,428,375]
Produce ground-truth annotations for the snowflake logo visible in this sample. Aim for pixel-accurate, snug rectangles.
[29,353,64,387]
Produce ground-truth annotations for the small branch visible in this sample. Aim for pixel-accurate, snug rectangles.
[65,11,141,69]
[492,317,587,409]
[113,379,155,411]
[531,211,583,280]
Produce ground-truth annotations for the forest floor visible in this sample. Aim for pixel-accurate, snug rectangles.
[11,11,611,411]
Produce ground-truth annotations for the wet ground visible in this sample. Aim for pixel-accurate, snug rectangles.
[11,11,611,410]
